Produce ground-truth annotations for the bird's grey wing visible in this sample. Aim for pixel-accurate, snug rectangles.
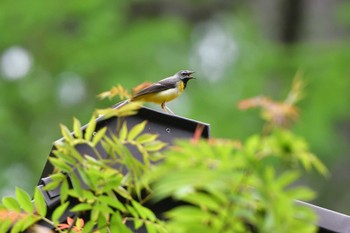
[132,80,176,99]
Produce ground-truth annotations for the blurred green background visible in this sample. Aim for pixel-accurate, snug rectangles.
[0,0,349,214]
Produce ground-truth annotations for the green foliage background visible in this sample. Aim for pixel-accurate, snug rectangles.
[0,0,349,214]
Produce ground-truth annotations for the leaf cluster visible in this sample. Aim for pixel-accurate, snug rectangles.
[1,111,166,232]
[0,188,46,233]
[147,131,324,233]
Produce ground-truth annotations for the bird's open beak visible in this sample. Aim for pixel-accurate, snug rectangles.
[189,71,195,79]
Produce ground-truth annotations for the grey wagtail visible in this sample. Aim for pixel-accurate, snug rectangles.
[118,70,195,114]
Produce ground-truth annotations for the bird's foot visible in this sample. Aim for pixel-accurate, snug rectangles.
[161,103,175,115]
[165,106,175,115]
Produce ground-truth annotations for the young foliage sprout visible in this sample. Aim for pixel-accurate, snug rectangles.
[0,73,327,233]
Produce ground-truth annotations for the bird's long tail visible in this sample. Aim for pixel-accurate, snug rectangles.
[113,99,131,109]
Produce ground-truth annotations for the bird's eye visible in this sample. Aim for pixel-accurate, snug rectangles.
[181,71,188,76]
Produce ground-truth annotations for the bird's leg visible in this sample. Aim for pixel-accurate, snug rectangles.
[161,102,167,112]
[161,102,175,115]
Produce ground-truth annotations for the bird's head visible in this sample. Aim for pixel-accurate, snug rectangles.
[177,70,195,88]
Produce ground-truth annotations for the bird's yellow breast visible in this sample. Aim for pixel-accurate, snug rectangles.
[178,80,185,92]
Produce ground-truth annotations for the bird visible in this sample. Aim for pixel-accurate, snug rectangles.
[118,70,195,114]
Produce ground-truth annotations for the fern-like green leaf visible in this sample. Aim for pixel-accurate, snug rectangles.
[69,173,84,198]
[70,203,92,212]
[33,188,47,217]
[2,197,21,211]
[60,179,69,203]
[136,133,158,144]
[92,127,107,146]
[49,157,71,172]
[144,141,166,152]
[16,187,33,213]
[98,195,126,212]
[73,117,82,139]
[51,201,69,224]
[119,122,128,141]
[0,220,12,233]
[109,212,133,233]
[128,121,147,141]
[85,115,96,141]
[60,124,73,143]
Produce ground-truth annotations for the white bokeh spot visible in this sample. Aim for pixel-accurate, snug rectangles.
[191,21,238,82]
[0,46,32,80]
[58,72,86,106]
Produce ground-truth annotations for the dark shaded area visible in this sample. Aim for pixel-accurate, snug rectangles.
[279,0,303,43]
